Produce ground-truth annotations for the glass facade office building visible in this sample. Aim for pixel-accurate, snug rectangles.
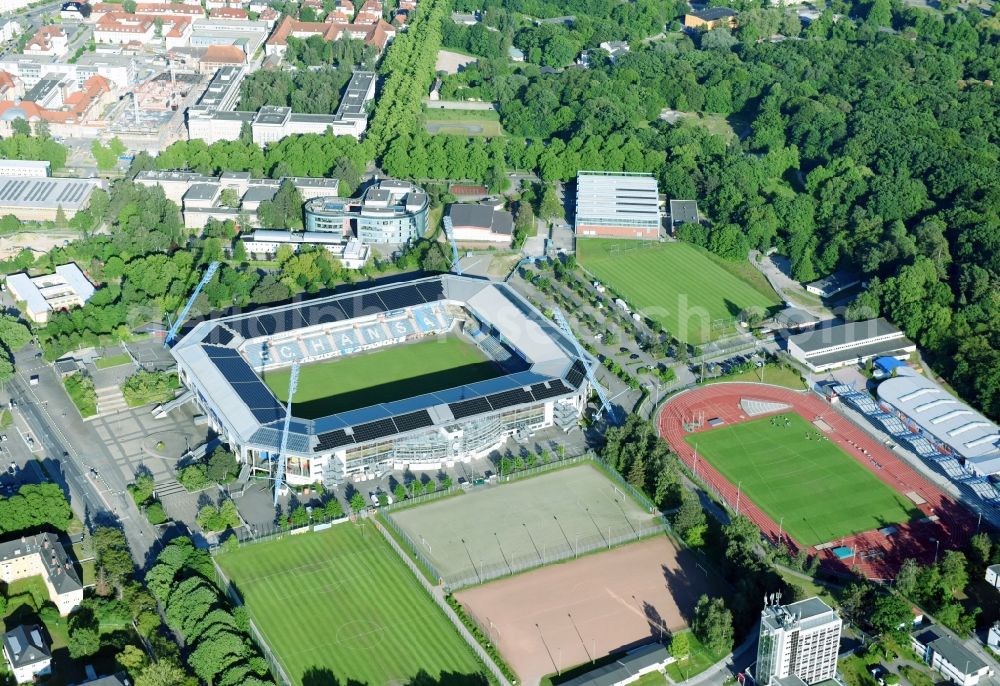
[303,180,429,245]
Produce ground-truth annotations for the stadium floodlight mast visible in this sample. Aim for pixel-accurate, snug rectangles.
[164,261,220,348]
[274,361,301,507]
[550,307,620,425]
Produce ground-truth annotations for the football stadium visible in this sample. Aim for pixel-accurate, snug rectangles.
[171,275,590,486]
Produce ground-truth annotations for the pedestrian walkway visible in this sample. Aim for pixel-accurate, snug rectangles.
[95,383,127,416]
[372,517,513,686]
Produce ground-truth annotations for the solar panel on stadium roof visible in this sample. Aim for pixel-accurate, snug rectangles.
[487,388,535,411]
[378,285,426,311]
[450,396,492,419]
[565,360,586,388]
[415,281,444,302]
[351,418,397,443]
[392,410,433,433]
[531,381,568,400]
[203,325,235,346]
[251,406,285,424]
[315,429,354,451]
[205,348,261,384]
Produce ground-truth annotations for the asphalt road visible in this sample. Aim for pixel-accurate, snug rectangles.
[7,346,161,565]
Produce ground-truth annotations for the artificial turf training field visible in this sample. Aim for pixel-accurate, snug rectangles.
[216,521,487,686]
[685,414,919,546]
[263,334,501,418]
[577,239,779,344]
[389,464,660,585]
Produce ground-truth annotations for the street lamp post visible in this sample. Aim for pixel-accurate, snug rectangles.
[736,481,742,515]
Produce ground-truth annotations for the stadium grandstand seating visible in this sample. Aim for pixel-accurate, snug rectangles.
[834,384,1000,503]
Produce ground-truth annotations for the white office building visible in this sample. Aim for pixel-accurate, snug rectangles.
[785,318,916,373]
[757,597,842,685]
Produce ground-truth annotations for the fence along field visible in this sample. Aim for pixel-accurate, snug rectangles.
[386,462,666,589]
[215,521,488,686]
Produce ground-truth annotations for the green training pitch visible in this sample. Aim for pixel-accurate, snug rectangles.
[684,414,919,546]
[216,522,487,686]
[577,239,779,344]
[263,335,501,418]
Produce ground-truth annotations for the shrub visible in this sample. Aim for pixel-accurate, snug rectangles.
[64,372,98,417]
[145,501,167,525]
[122,370,181,407]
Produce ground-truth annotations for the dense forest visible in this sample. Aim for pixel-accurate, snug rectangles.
[383,0,1000,418]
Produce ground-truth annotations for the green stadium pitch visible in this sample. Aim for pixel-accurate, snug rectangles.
[685,414,920,547]
[262,334,502,419]
[216,522,488,686]
[576,239,779,345]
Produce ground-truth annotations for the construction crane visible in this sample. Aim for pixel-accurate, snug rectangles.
[441,216,462,275]
[163,261,219,348]
[274,362,300,507]
[551,307,620,425]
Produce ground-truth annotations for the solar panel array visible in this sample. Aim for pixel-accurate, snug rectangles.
[227,280,447,341]
[0,178,94,208]
[202,325,235,346]
[565,360,587,388]
[204,347,285,423]
[313,377,575,451]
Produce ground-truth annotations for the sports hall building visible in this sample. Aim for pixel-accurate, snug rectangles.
[171,275,589,486]
[574,171,662,240]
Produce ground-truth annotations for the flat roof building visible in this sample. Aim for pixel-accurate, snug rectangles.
[242,231,370,269]
[877,367,1000,477]
[187,69,376,143]
[0,176,102,221]
[6,263,96,323]
[805,271,861,299]
[785,318,916,373]
[574,171,661,240]
[444,203,513,245]
[0,160,50,177]
[911,626,989,686]
[757,597,842,685]
[668,199,699,232]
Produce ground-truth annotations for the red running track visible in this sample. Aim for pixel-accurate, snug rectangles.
[656,383,976,580]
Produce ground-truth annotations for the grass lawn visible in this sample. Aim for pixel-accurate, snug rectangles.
[664,631,724,682]
[263,335,501,418]
[685,414,919,546]
[94,352,131,369]
[705,364,806,390]
[423,106,500,121]
[63,372,97,418]
[577,240,779,345]
[216,521,487,686]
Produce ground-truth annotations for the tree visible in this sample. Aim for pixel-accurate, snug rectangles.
[117,644,148,677]
[939,551,968,595]
[135,661,196,686]
[692,595,734,654]
[350,492,366,512]
[257,180,304,229]
[539,184,563,220]
[669,630,691,664]
[895,558,919,598]
[10,119,30,137]
[68,610,101,658]
[324,497,343,519]
[672,490,708,547]
[870,593,911,636]
[701,28,738,51]
[219,188,240,209]
[207,448,238,483]
[394,483,407,502]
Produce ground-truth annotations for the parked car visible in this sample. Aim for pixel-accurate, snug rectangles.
[369,491,380,507]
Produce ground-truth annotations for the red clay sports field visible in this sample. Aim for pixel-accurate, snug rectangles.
[657,383,976,580]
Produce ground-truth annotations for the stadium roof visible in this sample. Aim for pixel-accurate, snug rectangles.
[575,171,660,228]
[172,275,586,456]
[877,367,1000,471]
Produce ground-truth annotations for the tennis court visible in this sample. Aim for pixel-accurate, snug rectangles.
[388,464,660,586]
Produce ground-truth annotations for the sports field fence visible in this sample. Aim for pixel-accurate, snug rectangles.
[212,559,293,686]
